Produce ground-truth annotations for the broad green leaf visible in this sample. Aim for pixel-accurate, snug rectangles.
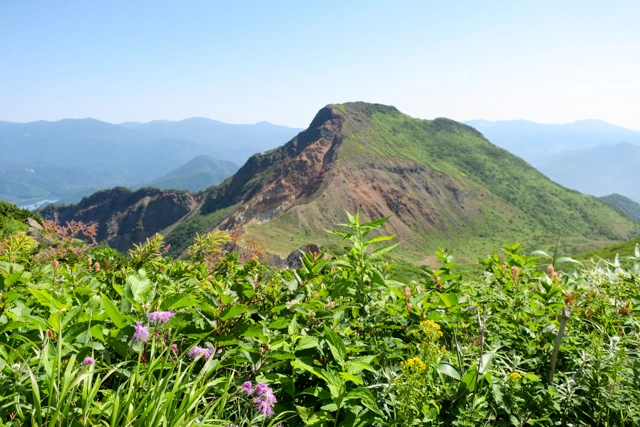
[90,324,106,342]
[339,371,363,385]
[437,362,461,380]
[220,304,247,320]
[291,359,326,381]
[29,288,54,308]
[160,293,199,310]
[288,315,299,336]
[440,292,459,308]
[344,388,383,416]
[101,294,126,329]
[296,336,319,351]
[324,326,347,365]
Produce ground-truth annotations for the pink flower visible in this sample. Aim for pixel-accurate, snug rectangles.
[146,310,175,325]
[242,381,253,395]
[188,346,205,359]
[188,346,214,360]
[82,356,95,367]
[253,383,277,418]
[132,322,150,342]
[171,344,178,353]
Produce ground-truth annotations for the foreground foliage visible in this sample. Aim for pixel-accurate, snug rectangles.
[0,211,639,426]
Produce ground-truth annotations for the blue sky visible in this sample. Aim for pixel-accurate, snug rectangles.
[2,1,639,129]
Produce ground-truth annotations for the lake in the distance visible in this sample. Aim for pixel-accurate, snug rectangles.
[19,199,58,211]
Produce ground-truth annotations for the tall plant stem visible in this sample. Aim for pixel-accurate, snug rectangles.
[548,306,570,385]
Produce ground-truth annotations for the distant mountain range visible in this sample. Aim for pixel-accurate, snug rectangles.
[0,118,301,206]
[465,119,640,202]
[42,103,640,261]
[599,193,640,222]
[147,155,239,192]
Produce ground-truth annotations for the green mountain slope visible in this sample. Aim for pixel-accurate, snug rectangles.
[42,103,640,261]
[149,155,239,192]
[0,200,32,238]
[164,102,639,261]
[600,193,640,221]
[576,236,640,262]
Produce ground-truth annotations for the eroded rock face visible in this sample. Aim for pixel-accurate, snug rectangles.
[211,106,346,230]
[41,187,201,252]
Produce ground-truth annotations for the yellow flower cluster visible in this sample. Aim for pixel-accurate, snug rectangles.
[419,320,443,339]
[507,371,522,382]
[402,357,427,371]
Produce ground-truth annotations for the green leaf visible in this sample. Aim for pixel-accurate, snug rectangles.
[90,324,106,342]
[440,292,459,308]
[530,250,551,259]
[160,293,199,310]
[344,388,382,416]
[479,349,498,374]
[296,336,319,351]
[437,362,461,380]
[291,359,326,381]
[288,315,299,336]
[368,243,398,260]
[555,256,583,266]
[124,271,153,305]
[101,294,126,329]
[339,372,363,385]
[324,326,347,365]
[367,235,396,244]
[220,304,247,320]
[29,288,54,308]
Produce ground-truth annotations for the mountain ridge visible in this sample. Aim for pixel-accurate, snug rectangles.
[42,103,640,260]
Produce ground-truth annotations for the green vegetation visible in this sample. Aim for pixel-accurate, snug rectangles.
[247,103,640,261]
[0,200,32,238]
[1,211,639,426]
[40,103,640,264]
[600,193,640,221]
[576,236,640,262]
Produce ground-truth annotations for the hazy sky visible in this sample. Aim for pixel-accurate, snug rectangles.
[2,1,639,130]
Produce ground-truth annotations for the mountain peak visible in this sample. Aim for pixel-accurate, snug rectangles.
[41,103,640,260]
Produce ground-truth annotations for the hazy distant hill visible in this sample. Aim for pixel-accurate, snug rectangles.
[43,103,640,259]
[599,193,640,222]
[149,155,239,192]
[0,118,300,206]
[120,118,303,165]
[465,119,640,165]
[536,143,640,202]
[465,120,640,203]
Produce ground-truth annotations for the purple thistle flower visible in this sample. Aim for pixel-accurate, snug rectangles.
[253,397,275,417]
[132,322,150,342]
[146,310,175,325]
[464,305,478,311]
[242,381,253,396]
[255,382,270,396]
[262,389,277,405]
[204,348,214,360]
[82,356,95,367]
[252,382,277,418]
[188,346,205,359]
